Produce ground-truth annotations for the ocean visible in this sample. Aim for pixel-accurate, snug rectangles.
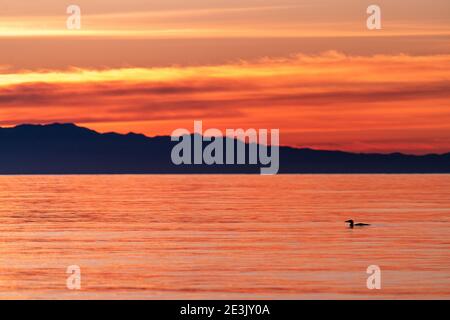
[0,174,449,299]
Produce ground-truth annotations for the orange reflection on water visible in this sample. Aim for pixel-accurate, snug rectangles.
[0,174,449,299]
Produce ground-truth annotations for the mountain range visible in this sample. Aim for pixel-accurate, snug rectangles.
[0,123,449,174]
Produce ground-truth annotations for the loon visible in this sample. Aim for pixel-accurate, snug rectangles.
[345,220,370,228]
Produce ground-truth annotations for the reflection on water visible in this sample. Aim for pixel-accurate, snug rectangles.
[0,174,449,299]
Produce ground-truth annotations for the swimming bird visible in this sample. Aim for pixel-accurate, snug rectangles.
[345,220,370,228]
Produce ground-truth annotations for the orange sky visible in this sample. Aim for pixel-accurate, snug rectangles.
[0,0,449,154]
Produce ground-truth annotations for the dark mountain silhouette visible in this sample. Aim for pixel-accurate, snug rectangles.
[0,123,449,174]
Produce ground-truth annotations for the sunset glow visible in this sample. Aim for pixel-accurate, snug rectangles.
[1,0,450,303]
[1,0,449,154]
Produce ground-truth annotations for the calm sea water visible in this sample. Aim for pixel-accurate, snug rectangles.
[0,175,449,299]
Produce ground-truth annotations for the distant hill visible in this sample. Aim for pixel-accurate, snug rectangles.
[0,123,449,174]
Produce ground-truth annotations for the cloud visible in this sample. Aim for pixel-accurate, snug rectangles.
[0,52,449,153]
[1,1,449,38]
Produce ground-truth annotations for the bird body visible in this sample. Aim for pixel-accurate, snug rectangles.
[345,220,370,228]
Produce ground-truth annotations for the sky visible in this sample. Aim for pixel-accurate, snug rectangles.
[0,0,449,154]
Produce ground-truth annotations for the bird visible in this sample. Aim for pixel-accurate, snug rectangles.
[345,220,370,228]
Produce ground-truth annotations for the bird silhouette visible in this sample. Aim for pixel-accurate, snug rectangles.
[345,220,370,228]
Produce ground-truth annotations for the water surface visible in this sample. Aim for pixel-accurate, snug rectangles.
[0,175,449,299]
